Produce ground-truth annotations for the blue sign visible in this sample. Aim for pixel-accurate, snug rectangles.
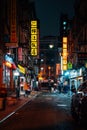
[5,55,13,63]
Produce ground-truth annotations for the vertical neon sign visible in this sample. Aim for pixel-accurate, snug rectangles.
[30,20,38,56]
[62,37,67,70]
[10,0,17,43]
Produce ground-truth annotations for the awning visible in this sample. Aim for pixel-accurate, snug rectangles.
[4,61,17,70]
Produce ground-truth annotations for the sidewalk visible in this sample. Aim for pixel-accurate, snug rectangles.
[0,91,41,123]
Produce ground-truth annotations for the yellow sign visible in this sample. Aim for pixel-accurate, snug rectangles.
[63,49,67,53]
[62,65,67,70]
[62,37,68,70]
[63,37,67,43]
[63,52,67,57]
[31,35,37,41]
[31,20,38,56]
[31,42,37,48]
[63,59,67,64]
[31,28,37,34]
[63,43,67,48]
[31,49,37,56]
[31,21,37,27]
[18,65,25,74]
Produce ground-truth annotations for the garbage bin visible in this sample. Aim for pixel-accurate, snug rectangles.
[0,87,7,110]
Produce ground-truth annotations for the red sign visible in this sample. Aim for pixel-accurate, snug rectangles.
[18,48,23,61]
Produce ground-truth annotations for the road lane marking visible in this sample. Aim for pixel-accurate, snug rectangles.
[57,104,67,107]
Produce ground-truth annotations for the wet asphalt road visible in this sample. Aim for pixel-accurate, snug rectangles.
[0,91,86,130]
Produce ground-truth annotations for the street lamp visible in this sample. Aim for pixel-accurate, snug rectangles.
[49,44,54,49]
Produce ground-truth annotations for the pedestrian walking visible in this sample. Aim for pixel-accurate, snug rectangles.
[71,83,76,93]
[63,81,70,93]
[15,76,20,98]
[58,81,62,93]
[24,81,30,97]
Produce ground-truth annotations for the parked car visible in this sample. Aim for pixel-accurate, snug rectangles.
[71,80,87,125]
[40,80,49,90]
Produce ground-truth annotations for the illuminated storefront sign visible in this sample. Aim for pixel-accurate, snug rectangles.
[56,64,61,75]
[5,55,13,63]
[18,64,25,74]
[4,54,17,69]
[4,61,12,68]
[68,61,72,69]
[62,37,68,70]
[30,20,38,56]
[18,47,23,61]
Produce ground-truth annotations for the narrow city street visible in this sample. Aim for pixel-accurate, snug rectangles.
[0,0,87,129]
[0,91,86,130]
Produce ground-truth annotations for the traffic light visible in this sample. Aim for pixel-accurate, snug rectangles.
[63,21,67,35]
[60,14,68,37]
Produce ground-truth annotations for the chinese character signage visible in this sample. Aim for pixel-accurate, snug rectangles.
[62,37,67,70]
[30,20,38,56]
[10,0,17,43]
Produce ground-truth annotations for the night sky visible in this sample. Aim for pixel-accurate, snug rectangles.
[32,0,75,37]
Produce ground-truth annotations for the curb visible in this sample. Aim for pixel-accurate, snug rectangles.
[0,92,40,123]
